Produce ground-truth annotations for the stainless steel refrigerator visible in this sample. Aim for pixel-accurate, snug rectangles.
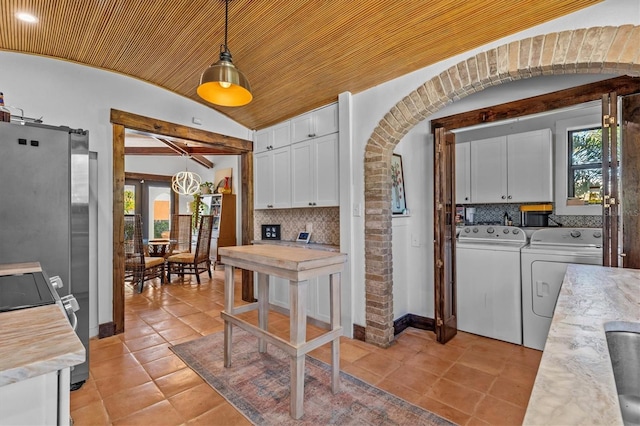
[0,121,89,388]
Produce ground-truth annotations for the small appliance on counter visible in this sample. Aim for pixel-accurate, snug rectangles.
[296,231,311,243]
[261,224,281,240]
[520,204,553,227]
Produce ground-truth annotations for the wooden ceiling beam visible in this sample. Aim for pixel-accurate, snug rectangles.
[124,147,234,155]
[155,137,214,169]
[432,76,640,130]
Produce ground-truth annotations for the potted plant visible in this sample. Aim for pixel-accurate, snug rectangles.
[200,181,214,194]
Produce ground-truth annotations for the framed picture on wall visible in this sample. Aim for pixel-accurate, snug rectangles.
[391,154,407,214]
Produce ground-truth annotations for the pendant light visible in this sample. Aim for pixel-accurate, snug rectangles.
[197,0,252,107]
[172,155,202,196]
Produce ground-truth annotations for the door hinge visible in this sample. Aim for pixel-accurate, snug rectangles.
[436,259,443,268]
[603,114,616,128]
[436,203,443,211]
[436,318,443,326]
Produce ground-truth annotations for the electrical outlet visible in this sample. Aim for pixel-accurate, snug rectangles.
[306,223,313,233]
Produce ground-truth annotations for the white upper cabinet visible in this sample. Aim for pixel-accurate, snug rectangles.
[291,133,339,207]
[455,142,472,204]
[254,146,291,209]
[507,129,553,203]
[471,136,509,203]
[290,103,338,144]
[254,121,291,153]
[470,129,553,204]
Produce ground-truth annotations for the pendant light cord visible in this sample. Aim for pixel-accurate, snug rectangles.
[221,0,229,55]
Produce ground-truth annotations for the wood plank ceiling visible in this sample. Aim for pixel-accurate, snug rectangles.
[2,0,601,132]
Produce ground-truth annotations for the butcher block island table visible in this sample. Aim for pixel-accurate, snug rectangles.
[218,244,347,419]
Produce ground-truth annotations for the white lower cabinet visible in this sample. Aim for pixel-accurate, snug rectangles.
[254,146,291,209]
[290,133,339,208]
[268,275,330,324]
[0,368,70,426]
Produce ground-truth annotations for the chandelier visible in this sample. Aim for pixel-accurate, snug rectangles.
[172,156,202,195]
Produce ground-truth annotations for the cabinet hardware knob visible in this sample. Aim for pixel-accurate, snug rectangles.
[308,202,313,206]
[465,197,469,201]
[507,195,512,199]
[501,195,506,199]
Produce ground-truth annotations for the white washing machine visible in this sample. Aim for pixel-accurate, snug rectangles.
[456,225,528,345]
[520,228,603,350]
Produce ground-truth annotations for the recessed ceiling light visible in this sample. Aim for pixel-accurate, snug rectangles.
[16,12,38,23]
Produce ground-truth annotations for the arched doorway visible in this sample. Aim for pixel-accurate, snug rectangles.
[362,25,640,346]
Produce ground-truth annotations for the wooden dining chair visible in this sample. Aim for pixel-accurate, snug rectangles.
[168,214,192,255]
[166,215,214,284]
[124,214,165,293]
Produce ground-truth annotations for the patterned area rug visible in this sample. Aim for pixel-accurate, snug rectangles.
[171,329,455,425]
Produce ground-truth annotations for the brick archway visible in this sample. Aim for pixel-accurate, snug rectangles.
[363,25,640,347]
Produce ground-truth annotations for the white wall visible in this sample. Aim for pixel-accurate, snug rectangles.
[350,0,639,327]
[1,53,251,337]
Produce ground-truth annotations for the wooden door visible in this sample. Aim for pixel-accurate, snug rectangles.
[602,93,620,267]
[621,93,640,268]
[434,127,457,344]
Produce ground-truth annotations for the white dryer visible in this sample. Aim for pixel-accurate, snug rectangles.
[456,225,528,345]
[520,228,603,350]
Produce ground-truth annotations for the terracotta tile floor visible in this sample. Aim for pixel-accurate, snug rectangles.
[71,270,542,425]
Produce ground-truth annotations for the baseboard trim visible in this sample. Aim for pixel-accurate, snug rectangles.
[98,322,116,338]
[352,314,435,343]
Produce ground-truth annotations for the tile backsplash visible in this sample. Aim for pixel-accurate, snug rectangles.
[254,207,340,245]
[463,203,602,228]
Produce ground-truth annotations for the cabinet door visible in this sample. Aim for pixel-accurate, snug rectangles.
[471,136,508,203]
[507,129,553,202]
[254,128,271,153]
[291,112,314,144]
[272,147,292,208]
[314,134,339,206]
[291,140,314,207]
[271,121,291,150]
[314,103,339,138]
[455,142,471,204]
[254,151,274,209]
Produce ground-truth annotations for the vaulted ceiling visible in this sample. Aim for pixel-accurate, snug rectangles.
[2,0,601,132]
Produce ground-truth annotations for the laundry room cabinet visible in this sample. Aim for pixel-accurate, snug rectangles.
[470,129,553,203]
[291,133,339,208]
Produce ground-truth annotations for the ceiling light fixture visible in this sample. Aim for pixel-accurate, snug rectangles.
[16,12,38,23]
[172,155,202,196]
[196,0,252,107]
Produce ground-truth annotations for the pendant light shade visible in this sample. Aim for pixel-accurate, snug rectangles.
[197,0,252,107]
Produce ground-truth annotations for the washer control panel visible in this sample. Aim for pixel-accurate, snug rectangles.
[529,228,603,248]
[459,225,527,243]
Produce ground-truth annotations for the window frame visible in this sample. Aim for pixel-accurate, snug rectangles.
[554,107,602,216]
[567,126,603,199]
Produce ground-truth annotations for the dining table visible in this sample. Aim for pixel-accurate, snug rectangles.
[146,239,173,258]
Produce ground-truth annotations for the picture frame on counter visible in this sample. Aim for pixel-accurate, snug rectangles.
[391,153,407,214]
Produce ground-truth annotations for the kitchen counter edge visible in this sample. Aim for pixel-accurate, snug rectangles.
[523,264,640,425]
[251,240,340,252]
[0,304,85,387]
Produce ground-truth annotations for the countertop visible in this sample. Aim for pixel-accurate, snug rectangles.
[251,239,340,252]
[0,262,86,387]
[523,264,640,425]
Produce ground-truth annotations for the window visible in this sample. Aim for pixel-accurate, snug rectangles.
[568,127,602,200]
